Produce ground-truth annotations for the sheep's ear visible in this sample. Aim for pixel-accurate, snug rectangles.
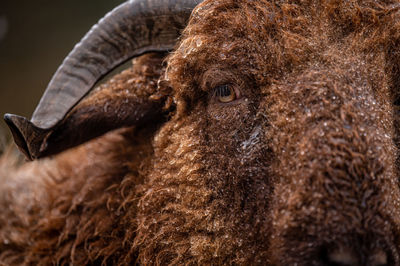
[3,0,201,160]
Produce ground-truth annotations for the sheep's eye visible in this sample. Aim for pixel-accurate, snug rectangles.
[214,84,237,103]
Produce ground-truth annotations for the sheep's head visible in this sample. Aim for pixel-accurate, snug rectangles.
[5,0,400,265]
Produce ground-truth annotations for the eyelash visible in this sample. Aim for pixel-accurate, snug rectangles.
[213,84,240,103]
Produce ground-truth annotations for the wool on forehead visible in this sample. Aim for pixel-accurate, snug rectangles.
[165,0,400,108]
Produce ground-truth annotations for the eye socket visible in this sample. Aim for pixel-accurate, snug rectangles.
[214,84,239,103]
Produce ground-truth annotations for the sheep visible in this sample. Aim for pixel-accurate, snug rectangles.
[2,0,400,265]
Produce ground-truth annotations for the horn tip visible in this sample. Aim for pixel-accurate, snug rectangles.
[4,113,34,160]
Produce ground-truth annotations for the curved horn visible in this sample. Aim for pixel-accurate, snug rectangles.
[4,0,202,160]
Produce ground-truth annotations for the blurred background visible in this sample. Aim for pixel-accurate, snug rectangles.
[0,0,124,141]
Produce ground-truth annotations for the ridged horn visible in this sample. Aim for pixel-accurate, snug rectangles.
[3,114,47,160]
[4,0,202,160]
[33,0,202,129]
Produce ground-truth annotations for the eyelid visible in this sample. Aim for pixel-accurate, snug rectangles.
[200,68,245,103]
[200,68,237,92]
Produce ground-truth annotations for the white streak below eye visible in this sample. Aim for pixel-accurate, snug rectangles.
[241,126,262,151]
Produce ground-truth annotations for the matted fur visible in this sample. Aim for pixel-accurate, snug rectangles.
[2,0,400,265]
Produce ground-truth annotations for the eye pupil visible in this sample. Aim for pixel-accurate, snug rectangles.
[218,85,231,97]
[215,84,237,103]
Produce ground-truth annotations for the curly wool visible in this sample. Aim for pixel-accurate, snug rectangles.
[0,54,165,265]
[138,0,400,264]
[2,0,400,265]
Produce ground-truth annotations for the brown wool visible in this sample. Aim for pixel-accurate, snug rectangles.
[2,0,400,265]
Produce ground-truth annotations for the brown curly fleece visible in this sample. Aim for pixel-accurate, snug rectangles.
[2,0,400,265]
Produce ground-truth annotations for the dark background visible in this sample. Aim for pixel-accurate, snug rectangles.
[0,0,124,140]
